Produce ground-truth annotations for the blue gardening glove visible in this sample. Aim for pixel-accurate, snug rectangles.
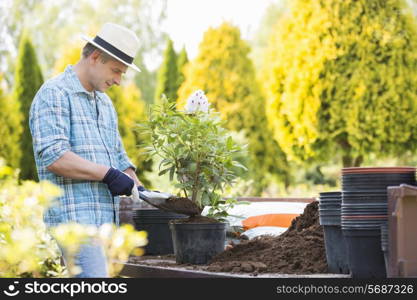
[102,167,134,196]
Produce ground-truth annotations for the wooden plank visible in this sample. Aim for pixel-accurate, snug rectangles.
[117,262,350,278]
[119,262,237,278]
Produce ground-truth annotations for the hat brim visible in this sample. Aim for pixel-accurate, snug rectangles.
[81,34,141,72]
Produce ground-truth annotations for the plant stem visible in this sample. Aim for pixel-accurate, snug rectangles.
[191,160,201,207]
[174,157,188,199]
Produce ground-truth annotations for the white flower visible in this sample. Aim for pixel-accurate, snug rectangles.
[98,223,113,240]
[185,90,210,113]
[24,196,38,207]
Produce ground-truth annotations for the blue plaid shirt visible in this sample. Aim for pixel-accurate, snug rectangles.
[29,65,136,227]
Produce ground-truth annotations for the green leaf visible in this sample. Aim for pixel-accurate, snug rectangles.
[158,158,171,170]
[226,136,233,150]
[232,161,248,171]
[158,168,170,176]
[169,166,175,181]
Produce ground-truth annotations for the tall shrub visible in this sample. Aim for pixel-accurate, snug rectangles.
[0,76,22,170]
[263,0,417,166]
[154,38,179,103]
[13,31,44,180]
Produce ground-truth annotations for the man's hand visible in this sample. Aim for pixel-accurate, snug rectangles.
[123,167,143,186]
[102,167,134,196]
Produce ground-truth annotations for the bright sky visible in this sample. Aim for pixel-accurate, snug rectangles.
[163,0,277,59]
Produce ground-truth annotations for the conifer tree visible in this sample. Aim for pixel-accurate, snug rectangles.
[176,46,189,93]
[263,0,417,166]
[154,39,179,103]
[0,76,22,169]
[13,31,44,180]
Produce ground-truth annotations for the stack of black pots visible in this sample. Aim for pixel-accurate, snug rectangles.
[318,191,349,274]
[341,167,416,278]
[133,208,187,255]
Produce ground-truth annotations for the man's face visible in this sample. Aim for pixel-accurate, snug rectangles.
[88,51,128,92]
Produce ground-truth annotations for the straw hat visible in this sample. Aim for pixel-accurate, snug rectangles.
[81,23,141,72]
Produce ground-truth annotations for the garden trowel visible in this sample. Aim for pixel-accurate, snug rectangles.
[131,185,201,216]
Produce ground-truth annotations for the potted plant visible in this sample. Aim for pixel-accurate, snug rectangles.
[140,90,247,264]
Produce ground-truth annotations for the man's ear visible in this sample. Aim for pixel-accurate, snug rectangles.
[89,50,101,64]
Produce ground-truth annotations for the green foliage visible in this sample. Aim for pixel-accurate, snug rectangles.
[244,86,293,193]
[134,63,157,105]
[13,31,43,181]
[155,39,179,103]
[0,0,167,84]
[0,76,22,169]
[52,41,82,75]
[176,46,189,93]
[178,22,291,193]
[106,84,153,186]
[263,0,417,166]
[177,22,253,131]
[0,159,147,277]
[140,98,247,220]
[0,159,66,277]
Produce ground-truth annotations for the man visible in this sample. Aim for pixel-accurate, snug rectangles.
[29,23,144,277]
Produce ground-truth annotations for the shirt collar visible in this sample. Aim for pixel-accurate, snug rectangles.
[64,65,105,101]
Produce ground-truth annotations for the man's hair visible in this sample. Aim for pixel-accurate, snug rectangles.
[82,43,114,63]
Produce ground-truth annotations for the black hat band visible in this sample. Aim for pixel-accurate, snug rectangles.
[93,36,134,64]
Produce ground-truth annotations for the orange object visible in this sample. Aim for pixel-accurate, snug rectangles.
[242,213,299,230]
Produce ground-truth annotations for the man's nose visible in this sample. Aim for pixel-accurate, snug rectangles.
[113,75,121,86]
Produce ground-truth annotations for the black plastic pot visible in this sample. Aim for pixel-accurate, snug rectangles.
[169,221,226,265]
[320,214,341,226]
[323,225,350,274]
[342,192,388,203]
[380,222,389,273]
[342,208,387,215]
[342,173,416,190]
[319,191,342,226]
[343,229,386,278]
[320,191,342,197]
[133,208,187,255]
[342,176,415,184]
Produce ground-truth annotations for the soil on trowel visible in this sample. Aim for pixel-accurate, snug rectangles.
[207,201,328,275]
[151,196,202,216]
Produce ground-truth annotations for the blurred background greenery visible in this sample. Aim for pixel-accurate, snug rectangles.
[2,0,417,198]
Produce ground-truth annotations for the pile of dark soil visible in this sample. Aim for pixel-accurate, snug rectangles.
[207,201,328,274]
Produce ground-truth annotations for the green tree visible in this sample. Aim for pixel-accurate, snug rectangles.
[0,160,147,277]
[0,0,167,85]
[154,38,179,103]
[13,31,44,181]
[176,46,189,93]
[263,0,417,167]
[178,23,254,131]
[246,85,293,193]
[178,22,291,193]
[134,62,157,105]
[0,76,22,170]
